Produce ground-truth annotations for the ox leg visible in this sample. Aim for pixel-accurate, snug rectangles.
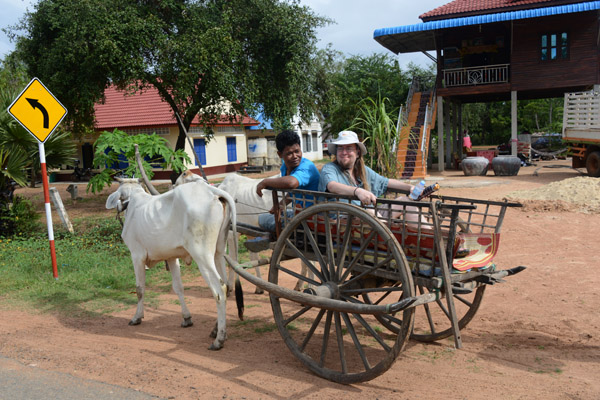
[294,261,314,291]
[167,258,193,327]
[250,251,264,294]
[192,252,227,351]
[130,260,147,326]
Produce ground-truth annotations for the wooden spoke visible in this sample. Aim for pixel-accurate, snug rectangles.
[300,308,326,352]
[283,305,313,327]
[300,220,330,281]
[411,285,486,342]
[341,313,371,370]
[282,238,325,282]
[334,312,347,374]
[275,263,320,287]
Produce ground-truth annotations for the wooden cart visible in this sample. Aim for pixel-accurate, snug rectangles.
[225,188,525,384]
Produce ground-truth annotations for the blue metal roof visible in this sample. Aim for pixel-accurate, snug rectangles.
[374,1,600,54]
[246,111,273,130]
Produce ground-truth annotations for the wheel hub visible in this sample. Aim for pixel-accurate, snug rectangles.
[303,282,339,299]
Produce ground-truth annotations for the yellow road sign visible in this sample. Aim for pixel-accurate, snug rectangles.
[7,77,68,143]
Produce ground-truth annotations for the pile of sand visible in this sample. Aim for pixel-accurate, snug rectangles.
[506,176,600,213]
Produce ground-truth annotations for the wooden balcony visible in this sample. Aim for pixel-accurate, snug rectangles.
[443,64,510,88]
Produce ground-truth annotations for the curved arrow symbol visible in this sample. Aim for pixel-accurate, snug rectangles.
[26,98,49,129]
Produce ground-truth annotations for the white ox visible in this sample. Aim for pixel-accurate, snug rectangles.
[105,178,236,350]
[177,171,310,292]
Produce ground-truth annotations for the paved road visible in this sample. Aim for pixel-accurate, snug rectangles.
[0,356,162,400]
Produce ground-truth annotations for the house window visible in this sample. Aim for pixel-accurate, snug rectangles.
[303,132,312,152]
[541,32,568,61]
[226,137,237,162]
[311,133,318,152]
[193,138,206,165]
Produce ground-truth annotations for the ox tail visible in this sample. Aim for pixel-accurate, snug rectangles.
[207,184,244,320]
[206,185,238,255]
[235,274,244,321]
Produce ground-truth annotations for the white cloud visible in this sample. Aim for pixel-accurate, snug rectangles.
[300,0,443,67]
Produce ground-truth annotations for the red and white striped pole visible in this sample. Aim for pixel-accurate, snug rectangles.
[39,142,58,279]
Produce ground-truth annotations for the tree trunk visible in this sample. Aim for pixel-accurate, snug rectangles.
[172,120,208,183]
[29,169,37,188]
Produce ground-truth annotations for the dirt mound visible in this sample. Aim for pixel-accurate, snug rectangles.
[506,176,600,213]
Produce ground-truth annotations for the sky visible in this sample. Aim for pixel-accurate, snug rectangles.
[1,0,445,68]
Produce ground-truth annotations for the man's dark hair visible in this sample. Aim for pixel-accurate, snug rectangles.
[275,130,300,152]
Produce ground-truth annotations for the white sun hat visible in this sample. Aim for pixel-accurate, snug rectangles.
[328,130,367,156]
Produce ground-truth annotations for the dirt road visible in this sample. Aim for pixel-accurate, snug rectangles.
[1,159,599,399]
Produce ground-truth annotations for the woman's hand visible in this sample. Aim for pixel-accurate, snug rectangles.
[355,187,377,206]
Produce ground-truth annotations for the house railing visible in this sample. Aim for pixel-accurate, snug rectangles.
[443,64,509,87]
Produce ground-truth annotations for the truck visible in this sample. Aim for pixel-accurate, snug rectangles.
[563,90,600,177]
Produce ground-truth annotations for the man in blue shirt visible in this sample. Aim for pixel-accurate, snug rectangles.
[255,130,320,233]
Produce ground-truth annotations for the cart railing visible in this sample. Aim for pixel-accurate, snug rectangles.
[273,188,521,279]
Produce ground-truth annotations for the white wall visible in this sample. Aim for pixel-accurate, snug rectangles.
[293,116,324,161]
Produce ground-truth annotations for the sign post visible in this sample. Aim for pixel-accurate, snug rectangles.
[7,77,68,279]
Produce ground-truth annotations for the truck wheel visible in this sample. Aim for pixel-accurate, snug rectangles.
[586,151,600,177]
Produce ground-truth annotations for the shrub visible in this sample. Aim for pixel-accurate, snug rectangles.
[0,195,40,237]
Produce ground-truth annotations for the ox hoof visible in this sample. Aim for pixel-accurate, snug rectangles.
[181,318,193,328]
[208,342,224,351]
[129,318,142,326]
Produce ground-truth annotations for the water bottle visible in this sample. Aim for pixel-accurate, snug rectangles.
[409,180,426,200]
[417,183,440,201]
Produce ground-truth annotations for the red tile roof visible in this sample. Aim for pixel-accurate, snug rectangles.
[420,0,587,21]
[94,85,258,130]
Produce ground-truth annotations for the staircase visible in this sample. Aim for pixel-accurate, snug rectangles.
[396,85,436,180]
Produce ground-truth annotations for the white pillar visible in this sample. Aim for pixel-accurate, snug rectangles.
[511,91,518,156]
[437,96,444,171]
[445,99,451,169]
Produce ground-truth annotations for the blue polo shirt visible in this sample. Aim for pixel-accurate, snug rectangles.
[282,157,320,207]
[282,157,320,191]
[258,157,320,232]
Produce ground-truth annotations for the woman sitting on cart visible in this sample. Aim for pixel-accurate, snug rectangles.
[255,129,320,233]
[318,130,420,221]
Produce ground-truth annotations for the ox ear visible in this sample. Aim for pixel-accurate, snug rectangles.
[106,191,122,210]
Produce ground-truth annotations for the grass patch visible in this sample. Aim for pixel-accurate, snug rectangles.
[0,216,198,317]
[231,318,277,334]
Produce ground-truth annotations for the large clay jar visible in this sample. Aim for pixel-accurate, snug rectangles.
[492,155,521,176]
[461,156,489,176]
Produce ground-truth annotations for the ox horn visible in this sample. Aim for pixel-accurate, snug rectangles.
[134,144,160,195]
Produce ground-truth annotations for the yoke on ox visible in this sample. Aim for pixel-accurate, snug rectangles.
[106,178,236,350]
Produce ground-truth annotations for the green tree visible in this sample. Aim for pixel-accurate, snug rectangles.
[0,53,29,93]
[89,129,191,193]
[323,53,411,138]
[12,0,329,149]
[321,55,437,139]
[463,98,564,146]
[520,98,563,133]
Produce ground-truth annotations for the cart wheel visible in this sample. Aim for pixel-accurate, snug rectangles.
[411,213,485,342]
[269,203,415,384]
[411,284,485,342]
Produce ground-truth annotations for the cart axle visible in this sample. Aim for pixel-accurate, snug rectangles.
[225,255,418,315]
